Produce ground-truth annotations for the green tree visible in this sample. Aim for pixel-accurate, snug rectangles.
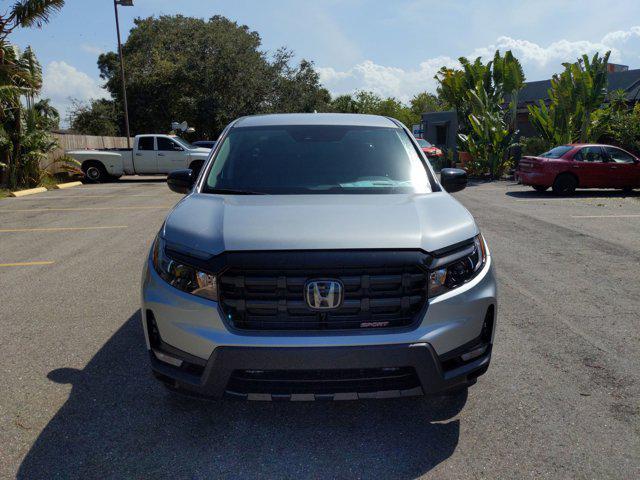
[328,90,425,128]
[0,0,64,188]
[68,98,120,136]
[97,15,329,138]
[435,50,525,177]
[329,94,359,113]
[409,92,447,117]
[459,84,514,178]
[528,51,610,144]
[436,51,524,134]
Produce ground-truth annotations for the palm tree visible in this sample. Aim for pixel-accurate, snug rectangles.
[0,1,65,41]
[570,51,610,142]
[0,1,64,187]
[492,50,525,132]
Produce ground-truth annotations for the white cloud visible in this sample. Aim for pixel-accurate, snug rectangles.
[41,61,108,123]
[318,57,458,102]
[317,67,354,84]
[469,36,621,67]
[601,26,640,45]
[81,44,106,56]
[318,26,640,101]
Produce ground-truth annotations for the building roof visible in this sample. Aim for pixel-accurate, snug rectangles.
[517,68,640,106]
[234,113,399,128]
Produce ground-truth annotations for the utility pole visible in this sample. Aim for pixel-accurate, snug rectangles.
[113,0,133,147]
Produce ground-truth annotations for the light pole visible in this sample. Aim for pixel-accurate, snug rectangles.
[113,0,133,147]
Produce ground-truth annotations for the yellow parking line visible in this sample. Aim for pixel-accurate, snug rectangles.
[0,261,54,267]
[0,225,128,233]
[571,214,640,219]
[0,206,172,212]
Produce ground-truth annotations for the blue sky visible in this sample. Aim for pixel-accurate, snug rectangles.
[11,0,640,120]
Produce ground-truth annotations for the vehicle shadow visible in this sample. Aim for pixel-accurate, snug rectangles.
[18,311,465,479]
[506,189,639,199]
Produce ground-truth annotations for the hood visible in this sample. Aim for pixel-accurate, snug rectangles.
[162,193,478,258]
[189,148,211,156]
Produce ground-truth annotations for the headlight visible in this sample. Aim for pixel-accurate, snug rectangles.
[152,237,218,301]
[428,234,487,297]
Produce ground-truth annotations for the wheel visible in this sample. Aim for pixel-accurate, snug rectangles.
[532,185,548,192]
[552,174,577,195]
[622,187,635,194]
[82,162,109,183]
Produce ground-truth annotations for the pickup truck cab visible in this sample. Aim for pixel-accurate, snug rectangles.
[68,134,211,182]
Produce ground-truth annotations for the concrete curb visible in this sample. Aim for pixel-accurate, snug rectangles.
[53,181,83,190]
[9,187,47,198]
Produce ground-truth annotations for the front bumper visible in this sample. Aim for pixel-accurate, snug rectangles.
[150,342,491,400]
[142,251,497,399]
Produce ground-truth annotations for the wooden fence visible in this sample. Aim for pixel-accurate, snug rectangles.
[43,133,133,172]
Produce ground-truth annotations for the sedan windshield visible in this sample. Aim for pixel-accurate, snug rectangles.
[203,125,432,194]
[540,145,572,158]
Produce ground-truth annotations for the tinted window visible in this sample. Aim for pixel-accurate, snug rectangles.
[605,146,635,164]
[540,146,572,158]
[138,137,154,151]
[575,146,606,162]
[204,125,432,195]
[157,137,182,151]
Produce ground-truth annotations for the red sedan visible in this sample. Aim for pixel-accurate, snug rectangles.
[517,144,640,194]
[416,138,444,158]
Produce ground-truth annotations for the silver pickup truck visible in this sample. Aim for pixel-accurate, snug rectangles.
[142,113,497,402]
[67,134,211,182]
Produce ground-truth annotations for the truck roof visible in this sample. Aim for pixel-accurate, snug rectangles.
[234,113,400,129]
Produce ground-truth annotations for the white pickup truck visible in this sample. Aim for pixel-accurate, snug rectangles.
[68,134,212,182]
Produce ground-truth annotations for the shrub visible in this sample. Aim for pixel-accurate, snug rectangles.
[519,136,552,156]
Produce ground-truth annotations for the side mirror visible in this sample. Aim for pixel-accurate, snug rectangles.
[440,168,468,193]
[167,169,195,194]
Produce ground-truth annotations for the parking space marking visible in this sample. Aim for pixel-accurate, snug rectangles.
[0,261,54,267]
[0,225,128,233]
[9,194,159,200]
[0,206,173,213]
[571,214,640,219]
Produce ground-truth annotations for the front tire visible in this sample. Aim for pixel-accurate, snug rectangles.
[83,162,110,183]
[532,185,548,192]
[552,174,577,195]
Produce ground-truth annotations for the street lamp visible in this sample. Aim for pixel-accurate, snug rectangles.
[113,0,133,147]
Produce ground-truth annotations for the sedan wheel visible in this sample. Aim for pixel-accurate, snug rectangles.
[552,174,577,195]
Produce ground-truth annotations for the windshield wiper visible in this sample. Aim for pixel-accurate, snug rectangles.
[207,188,267,195]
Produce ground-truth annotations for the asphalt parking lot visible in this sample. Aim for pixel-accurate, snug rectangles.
[1,178,639,479]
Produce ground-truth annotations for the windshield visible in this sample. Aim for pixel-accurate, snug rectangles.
[203,125,432,194]
[540,145,572,158]
[172,136,195,150]
[416,139,432,148]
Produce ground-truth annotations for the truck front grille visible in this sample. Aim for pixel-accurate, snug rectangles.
[218,255,428,331]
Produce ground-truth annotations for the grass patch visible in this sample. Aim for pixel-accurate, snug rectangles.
[0,172,82,199]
